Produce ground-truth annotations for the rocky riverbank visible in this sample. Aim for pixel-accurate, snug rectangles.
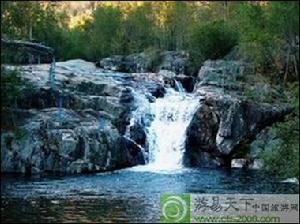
[184,59,291,168]
[1,51,292,174]
[1,60,158,174]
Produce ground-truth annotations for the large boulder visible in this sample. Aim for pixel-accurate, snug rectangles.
[99,51,192,92]
[124,53,153,73]
[99,51,189,75]
[175,74,195,92]
[1,109,145,174]
[99,55,125,71]
[2,60,162,174]
[159,51,189,74]
[99,53,152,73]
[184,59,291,168]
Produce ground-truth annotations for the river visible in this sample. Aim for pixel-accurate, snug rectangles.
[1,77,298,223]
[1,167,298,223]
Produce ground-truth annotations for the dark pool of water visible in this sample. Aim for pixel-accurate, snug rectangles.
[1,167,298,223]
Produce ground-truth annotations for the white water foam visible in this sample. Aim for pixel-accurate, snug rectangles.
[128,86,199,172]
[145,88,199,170]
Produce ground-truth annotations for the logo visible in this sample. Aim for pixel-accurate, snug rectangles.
[160,194,190,223]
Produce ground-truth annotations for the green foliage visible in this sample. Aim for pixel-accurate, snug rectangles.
[1,48,28,64]
[1,2,69,61]
[1,1,299,81]
[258,82,299,178]
[188,21,238,74]
[84,6,123,60]
[161,2,193,51]
[233,2,299,79]
[1,1,41,39]
[32,4,69,61]
[1,68,24,130]
[267,2,299,40]
[123,3,156,53]
[62,26,86,60]
[285,81,299,113]
[1,67,22,110]
[258,117,299,179]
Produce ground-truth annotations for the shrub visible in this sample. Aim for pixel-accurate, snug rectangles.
[258,82,299,179]
[187,21,238,75]
[1,67,22,111]
[258,117,299,179]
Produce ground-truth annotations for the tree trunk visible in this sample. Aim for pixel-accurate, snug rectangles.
[292,55,298,80]
[284,45,291,81]
[29,22,32,40]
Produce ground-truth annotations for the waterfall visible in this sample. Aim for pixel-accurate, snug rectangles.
[57,95,64,123]
[174,80,184,93]
[48,57,56,89]
[127,84,199,171]
[145,88,199,170]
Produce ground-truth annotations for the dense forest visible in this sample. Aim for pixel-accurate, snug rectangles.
[1,1,299,79]
[1,1,299,179]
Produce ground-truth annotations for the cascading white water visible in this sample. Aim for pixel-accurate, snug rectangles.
[126,81,199,171]
[145,88,199,170]
[174,80,185,93]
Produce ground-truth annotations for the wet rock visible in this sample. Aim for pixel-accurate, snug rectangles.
[121,137,146,165]
[230,158,262,169]
[144,81,165,98]
[1,60,152,174]
[56,59,97,73]
[124,53,152,73]
[68,159,90,174]
[99,55,125,71]
[282,177,299,185]
[185,59,291,168]
[99,51,189,74]
[249,159,263,170]
[1,109,145,174]
[158,69,176,80]
[129,122,146,147]
[175,74,195,92]
[99,51,192,93]
[159,51,189,74]
[195,59,247,91]
[183,151,220,168]
[99,53,152,73]
[231,159,247,168]
[120,87,135,104]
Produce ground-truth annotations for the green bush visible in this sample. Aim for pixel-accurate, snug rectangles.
[1,67,22,111]
[258,82,299,179]
[1,67,24,130]
[188,21,238,75]
[258,117,299,179]
[234,2,299,80]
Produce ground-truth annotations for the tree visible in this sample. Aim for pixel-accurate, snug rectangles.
[188,21,237,74]
[84,6,123,60]
[162,2,192,50]
[232,2,299,81]
[123,3,156,53]
[1,1,41,39]
[266,1,299,81]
